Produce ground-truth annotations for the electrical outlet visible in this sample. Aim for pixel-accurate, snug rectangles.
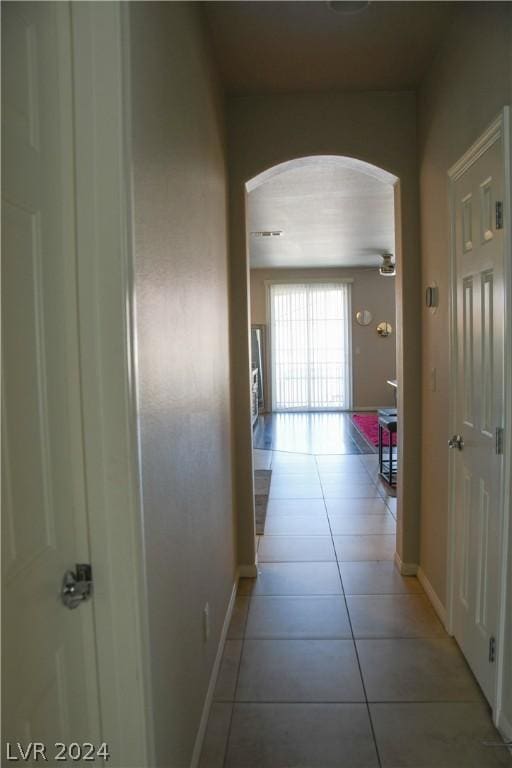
[203,603,210,642]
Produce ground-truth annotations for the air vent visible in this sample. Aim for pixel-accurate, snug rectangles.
[251,230,283,238]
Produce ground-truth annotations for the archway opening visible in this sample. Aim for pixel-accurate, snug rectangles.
[243,154,403,569]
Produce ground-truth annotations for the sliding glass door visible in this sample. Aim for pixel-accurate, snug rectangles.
[270,282,352,411]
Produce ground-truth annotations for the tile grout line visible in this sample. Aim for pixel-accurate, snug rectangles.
[220,594,251,768]
[226,697,484,705]
[230,435,484,764]
[236,441,395,766]
[316,451,384,768]
[257,559,396,563]
[241,634,445,640]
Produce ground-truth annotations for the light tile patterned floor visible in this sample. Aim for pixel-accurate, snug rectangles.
[200,451,512,768]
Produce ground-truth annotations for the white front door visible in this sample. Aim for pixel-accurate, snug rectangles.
[2,1,101,754]
[451,121,506,704]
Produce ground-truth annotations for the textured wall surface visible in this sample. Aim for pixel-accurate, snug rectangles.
[418,1,511,608]
[250,267,396,409]
[418,1,512,732]
[129,4,236,765]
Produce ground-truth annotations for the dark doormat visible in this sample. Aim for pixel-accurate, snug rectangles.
[254,469,272,535]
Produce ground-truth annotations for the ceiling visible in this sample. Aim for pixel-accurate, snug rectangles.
[203,1,455,93]
[248,157,395,269]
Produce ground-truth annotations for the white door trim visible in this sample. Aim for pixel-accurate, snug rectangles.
[497,105,512,738]
[447,107,511,730]
[71,4,153,764]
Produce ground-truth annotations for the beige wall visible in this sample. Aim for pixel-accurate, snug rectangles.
[418,1,511,615]
[228,91,421,570]
[129,4,236,766]
[250,267,396,409]
[418,1,512,730]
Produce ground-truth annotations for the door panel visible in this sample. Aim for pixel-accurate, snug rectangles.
[2,1,100,753]
[3,200,55,577]
[452,135,505,704]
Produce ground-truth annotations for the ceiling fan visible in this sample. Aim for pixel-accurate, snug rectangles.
[379,253,396,277]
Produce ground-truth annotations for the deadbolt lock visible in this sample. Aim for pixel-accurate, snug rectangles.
[448,434,464,450]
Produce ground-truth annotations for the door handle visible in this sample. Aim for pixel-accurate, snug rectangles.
[448,434,464,450]
[61,564,93,609]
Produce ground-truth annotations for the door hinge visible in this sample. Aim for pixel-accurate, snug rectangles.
[489,636,496,663]
[495,201,503,230]
[495,427,504,455]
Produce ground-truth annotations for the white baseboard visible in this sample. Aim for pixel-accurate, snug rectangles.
[497,711,512,751]
[498,711,512,739]
[417,566,447,628]
[394,551,418,576]
[349,406,393,412]
[238,563,258,578]
[190,577,238,768]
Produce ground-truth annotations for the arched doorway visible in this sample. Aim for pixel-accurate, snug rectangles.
[229,152,420,584]
[248,155,397,424]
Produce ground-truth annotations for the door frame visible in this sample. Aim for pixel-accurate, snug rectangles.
[446,107,512,731]
[238,163,417,575]
[70,4,153,765]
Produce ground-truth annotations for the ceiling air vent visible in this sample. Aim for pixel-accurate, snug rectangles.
[379,254,396,277]
[251,230,283,238]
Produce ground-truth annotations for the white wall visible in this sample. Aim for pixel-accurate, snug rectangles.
[418,1,512,734]
[250,267,396,409]
[128,4,236,765]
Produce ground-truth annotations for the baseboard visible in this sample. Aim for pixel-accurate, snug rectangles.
[496,710,512,758]
[349,406,393,412]
[497,711,512,751]
[417,566,447,628]
[238,563,258,578]
[189,577,238,768]
[394,551,418,576]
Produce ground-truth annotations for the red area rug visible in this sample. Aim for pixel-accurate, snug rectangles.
[352,413,397,447]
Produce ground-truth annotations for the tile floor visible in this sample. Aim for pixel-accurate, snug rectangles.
[200,450,512,768]
[253,412,376,454]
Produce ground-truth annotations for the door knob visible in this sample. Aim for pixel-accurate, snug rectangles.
[448,434,464,450]
[61,564,93,609]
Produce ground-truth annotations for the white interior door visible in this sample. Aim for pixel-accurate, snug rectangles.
[451,125,505,704]
[270,282,352,411]
[2,1,101,753]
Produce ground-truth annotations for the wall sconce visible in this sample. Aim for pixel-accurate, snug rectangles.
[377,322,392,337]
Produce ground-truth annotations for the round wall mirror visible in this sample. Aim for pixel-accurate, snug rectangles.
[377,321,392,337]
[355,310,373,326]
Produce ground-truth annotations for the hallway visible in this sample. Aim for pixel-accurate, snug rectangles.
[200,450,511,767]
[3,2,512,762]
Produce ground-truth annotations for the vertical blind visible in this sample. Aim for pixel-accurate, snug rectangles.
[270,282,352,411]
